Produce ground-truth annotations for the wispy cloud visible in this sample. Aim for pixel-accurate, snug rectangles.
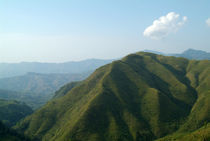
[143,12,187,40]
[206,18,210,27]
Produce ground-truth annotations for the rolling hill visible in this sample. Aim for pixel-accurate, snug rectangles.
[0,99,33,127]
[0,89,51,110]
[15,52,210,141]
[0,72,90,95]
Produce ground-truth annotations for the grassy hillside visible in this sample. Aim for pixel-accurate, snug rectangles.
[157,123,210,141]
[0,99,33,127]
[15,52,210,141]
[53,81,82,99]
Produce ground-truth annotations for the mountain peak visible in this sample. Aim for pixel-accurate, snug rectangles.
[180,48,210,60]
[183,48,207,54]
[15,53,210,141]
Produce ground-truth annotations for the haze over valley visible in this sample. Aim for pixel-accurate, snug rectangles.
[0,0,209,141]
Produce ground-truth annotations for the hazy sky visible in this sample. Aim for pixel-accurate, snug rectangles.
[1,0,210,63]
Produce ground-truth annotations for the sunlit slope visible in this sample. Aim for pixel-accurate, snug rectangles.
[53,81,82,99]
[157,123,210,141]
[15,52,210,141]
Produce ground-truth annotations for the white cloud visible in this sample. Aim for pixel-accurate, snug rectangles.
[143,12,187,40]
[206,18,210,27]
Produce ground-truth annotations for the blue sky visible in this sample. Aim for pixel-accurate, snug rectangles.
[0,0,210,62]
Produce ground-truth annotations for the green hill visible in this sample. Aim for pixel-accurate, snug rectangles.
[0,121,29,141]
[157,123,210,141]
[15,52,210,141]
[0,99,33,127]
[0,89,52,110]
[53,81,82,99]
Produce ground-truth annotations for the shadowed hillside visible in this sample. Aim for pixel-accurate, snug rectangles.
[0,121,30,141]
[0,99,33,127]
[15,52,210,141]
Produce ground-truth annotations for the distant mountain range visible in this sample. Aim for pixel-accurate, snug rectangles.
[0,59,113,78]
[15,52,210,141]
[0,49,209,110]
[0,89,50,110]
[0,72,90,109]
[0,59,113,109]
[1,49,209,79]
[0,72,90,95]
[144,48,210,60]
[173,49,210,60]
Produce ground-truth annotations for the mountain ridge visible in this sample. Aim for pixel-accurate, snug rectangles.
[144,48,210,60]
[0,59,113,79]
[14,52,210,141]
[0,72,90,109]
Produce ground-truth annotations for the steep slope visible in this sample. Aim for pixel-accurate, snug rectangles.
[53,81,82,99]
[0,99,33,127]
[15,52,210,141]
[178,60,210,131]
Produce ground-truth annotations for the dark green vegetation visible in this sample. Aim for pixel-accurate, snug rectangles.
[0,59,113,78]
[0,121,29,141]
[0,99,33,127]
[0,72,90,109]
[15,52,210,141]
